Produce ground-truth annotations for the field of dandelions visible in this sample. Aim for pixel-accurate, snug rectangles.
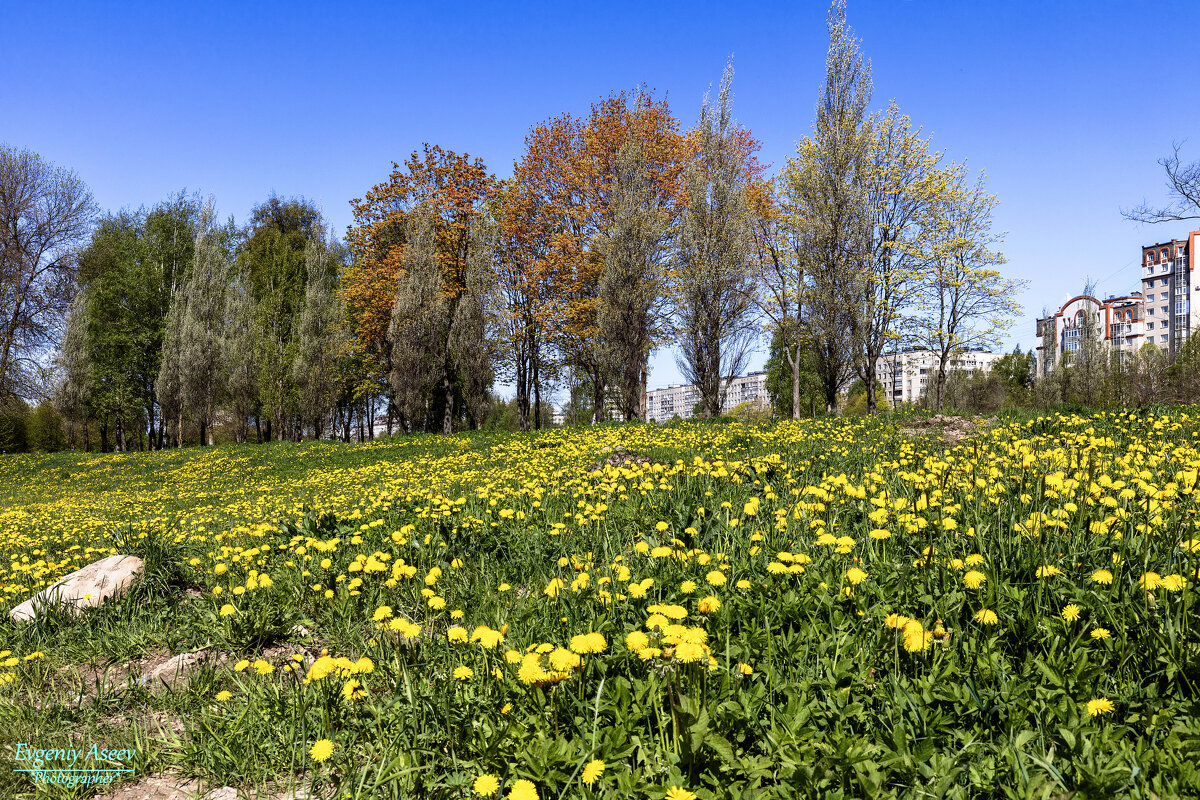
[1,410,1199,799]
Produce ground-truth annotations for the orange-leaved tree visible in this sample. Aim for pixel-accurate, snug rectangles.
[344,144,495,432]
[509,88,686,423]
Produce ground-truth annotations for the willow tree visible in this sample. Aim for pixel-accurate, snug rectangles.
[293,231,350,438]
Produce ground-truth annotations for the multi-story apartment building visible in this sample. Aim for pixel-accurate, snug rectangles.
[1035,227,1200,375]
[1035,293,1145,376]
[875,349,1005,407]
[645,372,769,423]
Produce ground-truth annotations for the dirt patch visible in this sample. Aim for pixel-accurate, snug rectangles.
[92,772,200,800]
[94,773,315,800]
[900,414,989,445]
[588,450,660,472]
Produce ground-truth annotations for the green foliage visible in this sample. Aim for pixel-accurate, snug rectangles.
[2,414,1200,796]
[27,404,66,452]
[764,322,825,419]
[843,379,885,416]
[0,399,30,453]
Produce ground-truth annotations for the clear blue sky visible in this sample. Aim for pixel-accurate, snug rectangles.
[5,1,1198,396]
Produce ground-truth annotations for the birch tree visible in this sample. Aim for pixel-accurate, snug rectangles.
[0,145,98,400]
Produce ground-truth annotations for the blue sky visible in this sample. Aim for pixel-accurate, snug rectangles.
[4,1,1199,396]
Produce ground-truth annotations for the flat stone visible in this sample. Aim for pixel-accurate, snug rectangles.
[9,555,144,621]
[138,651,208,689]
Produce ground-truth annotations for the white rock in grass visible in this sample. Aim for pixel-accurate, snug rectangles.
[9,555,144,621]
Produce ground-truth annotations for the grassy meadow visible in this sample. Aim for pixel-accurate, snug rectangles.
[0,411,1199,799]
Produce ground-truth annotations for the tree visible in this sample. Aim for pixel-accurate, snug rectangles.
[674,65,756,417]
[764,320,824,418]
[853,104,956,414]
[293,230,350,438]
[0,145,98,400]
[512,90,684,424]
[751,178,813,419]
[389,207,448,429]
[178,200,234,446]
[348,145,496,433]
[784,1,871,414]
[241,195,324,441]
[491,178,558,431]
[28,402,66,451]
[993,346,1035,395]
[908,171,1022,411]
[1123,144,1200,224]
[597,139,671,420]
[55,291,92,449]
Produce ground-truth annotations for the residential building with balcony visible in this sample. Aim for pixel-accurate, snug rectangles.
[1035,227,1200,376]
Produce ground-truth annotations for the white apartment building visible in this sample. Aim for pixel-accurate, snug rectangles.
[876,349,1005,407]
[645,372,769,423]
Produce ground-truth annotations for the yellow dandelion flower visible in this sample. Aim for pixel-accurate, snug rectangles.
[1091,627,1110,640]
[845,567,868,586]
[665,787,697,800]
[974,608,999,626]
[473,773,500,796]
[581,759,605,786]
[215,690,232,702]
[1086,697,1115,717]
[963,570,986,589]
[309,738,335,762]
[453,665,473,681]
[219,604,237,617]
[508,778,538,800]
[706,570,726,586]
[1061,604,1081,623]
[1091,569,1113,585]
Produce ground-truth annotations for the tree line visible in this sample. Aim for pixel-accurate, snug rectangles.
[3,3,1032,451]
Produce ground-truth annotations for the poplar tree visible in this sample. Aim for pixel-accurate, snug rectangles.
[597,138,671,421]
[674,64,755,417]
[785,0,871,413]
[388,207,447,429]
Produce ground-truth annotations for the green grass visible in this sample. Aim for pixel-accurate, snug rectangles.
[0,412,1198,799]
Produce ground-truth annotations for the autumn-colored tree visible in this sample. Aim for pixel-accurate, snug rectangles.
[492,172,560,432]
[349,145,495,433]
[346,145,495,432]
[508,89,685,423]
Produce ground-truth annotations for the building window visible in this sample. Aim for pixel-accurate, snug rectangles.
[1149,308,1155,315]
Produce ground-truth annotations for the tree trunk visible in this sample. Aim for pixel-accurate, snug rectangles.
[935,352,950,413]
[865,361,878,415]
[592,368,605,425]
[789,334,801,420]
[199,420,207,447]
[533,359,542,430]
